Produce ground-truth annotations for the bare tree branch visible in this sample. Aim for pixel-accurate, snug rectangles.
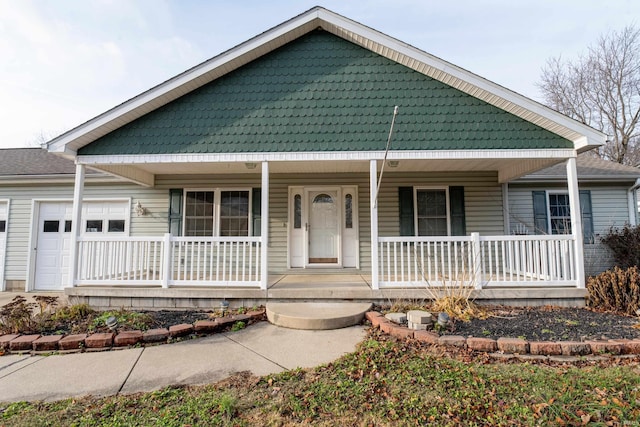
[538,25,640,165]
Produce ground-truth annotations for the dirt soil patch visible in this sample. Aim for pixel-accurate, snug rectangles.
[451,306,640,341]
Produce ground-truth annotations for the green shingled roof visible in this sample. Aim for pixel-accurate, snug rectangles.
[79,31,572,156]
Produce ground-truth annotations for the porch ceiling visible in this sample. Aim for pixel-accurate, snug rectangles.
[89,156,568,183]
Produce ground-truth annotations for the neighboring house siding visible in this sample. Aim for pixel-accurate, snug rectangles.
[1,182,167,283]
[507,184,632,276]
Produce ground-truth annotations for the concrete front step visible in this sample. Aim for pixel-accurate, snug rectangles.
[266,302,372,330]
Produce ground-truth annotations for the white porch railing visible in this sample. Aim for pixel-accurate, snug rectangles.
[378,233,577,288]
[75,234,262,287]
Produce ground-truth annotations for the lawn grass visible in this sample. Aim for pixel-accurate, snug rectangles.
[2,332,639,426]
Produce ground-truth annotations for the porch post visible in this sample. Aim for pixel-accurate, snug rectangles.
[566,157,585,288]
[68,164,85,288]
[370,160,379,290]
[260,161,269,290]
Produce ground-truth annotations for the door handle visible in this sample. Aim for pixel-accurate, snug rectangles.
[305,223,308,231]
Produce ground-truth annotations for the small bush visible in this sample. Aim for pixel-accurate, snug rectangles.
[600,225,640,269]
[89,309,155,332]
[52,304,95,322]
[586,266,640,315]
[0,296,36,334]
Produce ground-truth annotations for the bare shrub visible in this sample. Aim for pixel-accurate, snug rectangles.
[586,266,640,315]
[600,225,640,269]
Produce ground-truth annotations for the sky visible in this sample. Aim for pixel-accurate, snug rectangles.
[0,0,639,149]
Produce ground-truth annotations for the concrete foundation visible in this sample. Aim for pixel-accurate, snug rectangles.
[62,274,588,310]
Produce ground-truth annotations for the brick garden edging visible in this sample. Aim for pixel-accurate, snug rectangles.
[366,311,640,361]
[0,310,265,356]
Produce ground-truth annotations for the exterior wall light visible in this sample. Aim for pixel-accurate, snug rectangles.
[135,201,147,216]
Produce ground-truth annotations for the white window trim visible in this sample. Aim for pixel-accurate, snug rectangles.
[414,186,451,236]
[546,190,571,236]
[182,188,253,237]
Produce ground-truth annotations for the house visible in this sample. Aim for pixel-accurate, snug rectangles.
[507,153,640,277]
[37,7,611,308]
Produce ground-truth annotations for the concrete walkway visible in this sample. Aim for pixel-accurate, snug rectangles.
[0,322,367,403]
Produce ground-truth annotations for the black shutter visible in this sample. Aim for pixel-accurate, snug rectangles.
[398,187,414,236]
[252,188,261,236]
[579,190,594,243]
[532,191,548,234]
[449,186,466,236]
[168,189,183,236]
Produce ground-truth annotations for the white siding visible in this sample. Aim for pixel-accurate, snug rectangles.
[1,182,167,282]
[507,184,633,276]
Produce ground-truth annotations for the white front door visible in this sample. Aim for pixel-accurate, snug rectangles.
[0,201,8,290]
[35,202,72,290]
[307,190,340,265]
[288,187,358,268]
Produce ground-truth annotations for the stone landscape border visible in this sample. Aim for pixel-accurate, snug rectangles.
[0,310,265,355]
[366,311,640,362]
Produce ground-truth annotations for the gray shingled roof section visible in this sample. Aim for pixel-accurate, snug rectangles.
[524,153,640,179]
[0,148,92,176]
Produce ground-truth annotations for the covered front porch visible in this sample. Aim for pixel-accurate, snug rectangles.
[64,153,588,298]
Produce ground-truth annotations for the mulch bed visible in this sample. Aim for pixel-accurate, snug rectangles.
[450,306,640,341]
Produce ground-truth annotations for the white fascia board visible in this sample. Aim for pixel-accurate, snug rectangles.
[77,149,577,166]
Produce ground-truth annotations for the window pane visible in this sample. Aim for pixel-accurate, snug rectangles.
[416,189,448,236]
[417,191,446,217]
[220,191,249,236]
[313,194,333,204]
[418,218,448,236]
[86,220,103,232]
[43,220,59,233]
[549,194,571,235]
[294,194,302,229]
[64,220,72,233]
[185,191,214,236]
[345,194,353,229]
[108,220,125,232]
[0,220,5,233]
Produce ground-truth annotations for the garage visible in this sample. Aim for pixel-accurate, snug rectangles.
[33,200,128,290]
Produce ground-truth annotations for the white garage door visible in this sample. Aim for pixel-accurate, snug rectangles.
[34,201,128,290]
[0,201,7,289]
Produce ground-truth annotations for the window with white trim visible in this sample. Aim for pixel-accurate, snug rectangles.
[184,189,251,237]
[415,188,449,236]
[548,193,571,235]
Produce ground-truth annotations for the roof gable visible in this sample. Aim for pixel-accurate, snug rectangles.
[80,31,571,155]
[48,7,605,157]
